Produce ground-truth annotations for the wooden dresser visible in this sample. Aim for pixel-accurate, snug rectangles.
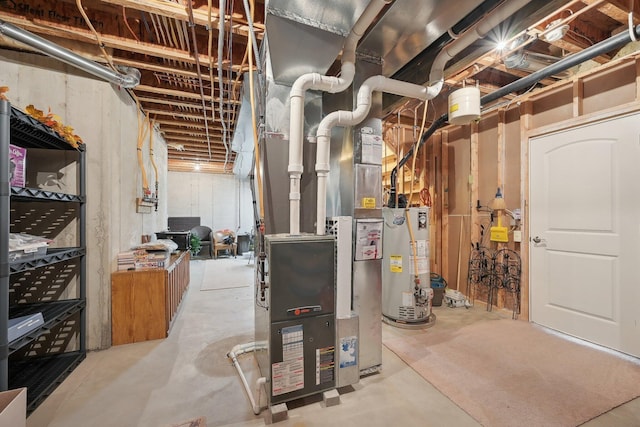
[111,251,190,345]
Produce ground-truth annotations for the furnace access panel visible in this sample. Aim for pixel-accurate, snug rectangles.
[256,234,336,405]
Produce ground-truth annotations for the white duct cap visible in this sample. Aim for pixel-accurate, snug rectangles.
[448,86,481,125]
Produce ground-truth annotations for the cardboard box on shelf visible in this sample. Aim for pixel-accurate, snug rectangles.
[0,388,26,427]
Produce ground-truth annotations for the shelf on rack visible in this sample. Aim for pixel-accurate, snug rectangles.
[9,247,85,274]
[9,351,86,413]
[11,187,84,203]
[9,107,85,152]
[8,300,85,354]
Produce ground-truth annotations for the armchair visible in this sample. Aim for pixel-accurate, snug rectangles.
[190,226,214,258]
[213,229,237,259]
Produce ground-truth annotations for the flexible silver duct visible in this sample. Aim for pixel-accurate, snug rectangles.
[0,19,140,88]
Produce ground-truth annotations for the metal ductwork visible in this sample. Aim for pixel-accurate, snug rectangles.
[358,0,497,77]
[265,0,371,85]
[0,19,140,88]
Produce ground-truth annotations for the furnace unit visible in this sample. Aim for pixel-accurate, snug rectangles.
[255,234,336,405]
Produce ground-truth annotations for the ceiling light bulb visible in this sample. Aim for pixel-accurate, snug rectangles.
[194,163,201,171]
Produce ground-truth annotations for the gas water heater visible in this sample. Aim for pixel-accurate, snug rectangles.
[382,207,433,327]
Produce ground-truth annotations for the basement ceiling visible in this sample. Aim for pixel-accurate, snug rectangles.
[0,0,638,173]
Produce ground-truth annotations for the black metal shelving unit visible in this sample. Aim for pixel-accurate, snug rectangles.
[0,99,86,414]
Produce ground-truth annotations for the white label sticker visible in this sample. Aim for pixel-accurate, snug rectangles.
[415,240,428,258]
[339,336,357,368]
[273,325,304,396]
[409,257,430,275]
[361,132,383,165]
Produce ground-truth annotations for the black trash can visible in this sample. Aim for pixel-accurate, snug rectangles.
[430,273,448,307]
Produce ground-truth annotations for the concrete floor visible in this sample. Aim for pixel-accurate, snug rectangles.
[26,257,640,427]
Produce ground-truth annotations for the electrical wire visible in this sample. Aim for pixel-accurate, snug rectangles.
[122,6,140,42]
[245,0,264,225]
[206,0,219,164]
[149,119,159,201]
[404,101,429,291]
[76,0,117,72]
[218,0,230,170]
[226,0,235,139]
[186,0,213,161]
[409,102,429,206]
[136,99,151,196]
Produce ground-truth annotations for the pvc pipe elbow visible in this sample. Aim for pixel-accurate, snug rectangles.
[315,163,330,173]
[287,165,303,174]
[291,73,318,95]
[427,79,444,99]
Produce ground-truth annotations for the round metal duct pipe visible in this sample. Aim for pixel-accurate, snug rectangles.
[0,19,140,88]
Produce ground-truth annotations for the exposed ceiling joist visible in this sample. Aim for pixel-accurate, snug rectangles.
[111,58,234,84]
[154,118,225,130]
[99,0,264,41]
[135,85,242,104]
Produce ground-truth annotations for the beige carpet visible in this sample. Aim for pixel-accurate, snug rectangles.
[199,258,253,291]
[383,317,640,427]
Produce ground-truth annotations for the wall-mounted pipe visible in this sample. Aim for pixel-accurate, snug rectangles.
[426,0,532,98]
[315,76,438,235]
[0,19,140,88]
[287,0,393,235]
[388,23,640,205]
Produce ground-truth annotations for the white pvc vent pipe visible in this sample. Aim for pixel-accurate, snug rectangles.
[427,0,531,89]
[287,0,393,235]
[227,342,267,414]
[315,76,440,235]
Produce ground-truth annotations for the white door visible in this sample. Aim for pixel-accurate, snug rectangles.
[530,113,640,358]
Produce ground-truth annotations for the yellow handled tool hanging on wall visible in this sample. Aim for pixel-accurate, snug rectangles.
[490,188,508,243]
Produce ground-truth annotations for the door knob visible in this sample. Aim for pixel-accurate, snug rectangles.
[532,236,544,243]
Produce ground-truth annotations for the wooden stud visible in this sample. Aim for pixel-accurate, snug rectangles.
[441,130,450,285]
[470,122,480,252]
[431,132,442,274]
[496,109,507,307]
[573,79,584,118]
[520,101,533,320]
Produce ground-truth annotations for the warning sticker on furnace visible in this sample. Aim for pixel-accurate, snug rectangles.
[316,346,335,385]
[272,359,304,396]
[273,325,304,396]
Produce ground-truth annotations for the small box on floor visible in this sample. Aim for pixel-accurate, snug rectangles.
[444,289,467,308]
[0,388,26,427]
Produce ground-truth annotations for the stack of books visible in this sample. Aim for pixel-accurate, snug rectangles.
[117,250,171,270]
[134,251,170,270]
[116,250,145,271]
